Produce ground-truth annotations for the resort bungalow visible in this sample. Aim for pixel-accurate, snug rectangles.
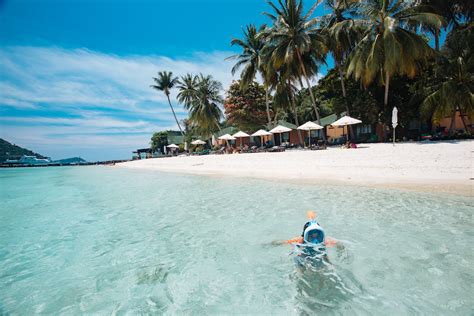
[269,121,301,146]
[213,122,303,147]
[133,131,188,159]
[320,112,373,144]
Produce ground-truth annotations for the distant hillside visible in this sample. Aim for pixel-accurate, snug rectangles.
[54,157,87,164]
[0,138,47,162]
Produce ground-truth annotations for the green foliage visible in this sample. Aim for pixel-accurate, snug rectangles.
[0,138,47,162]
[150,131,168,153]
[151,71,185,136]
[224,81,270,131]
[177,73,223,138]
[420,24,474,133]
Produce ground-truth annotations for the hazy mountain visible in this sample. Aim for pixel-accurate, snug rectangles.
[54,157,88,164]
[0,138,47,162]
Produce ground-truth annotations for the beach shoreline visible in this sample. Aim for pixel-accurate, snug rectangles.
[116,141,473,196]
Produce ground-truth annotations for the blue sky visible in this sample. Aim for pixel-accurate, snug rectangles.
[0,0,439,161]
[3,0,318,161]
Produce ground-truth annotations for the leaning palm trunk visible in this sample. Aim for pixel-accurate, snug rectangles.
[337,63,354,139]
[166,94,185,137]
[264,84,272,127]
[288,80,303,146]
[458,109,471,135]
[448,110,457,135]
[382,71,391,141]
[435,29,440,51]
[296,49,326,142]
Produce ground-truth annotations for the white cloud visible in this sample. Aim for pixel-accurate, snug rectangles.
[0,46,237,160]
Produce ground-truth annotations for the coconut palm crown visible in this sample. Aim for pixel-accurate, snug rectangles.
[151,71,185,136]
[346,0,444,108]
[228,24,274,126]
[263,0,328,131]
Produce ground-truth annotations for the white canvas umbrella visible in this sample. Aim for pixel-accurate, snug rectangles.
[218,134,236,141]
[298,121,323,147]
[211,135,217,146]
[392,107,398,146]
[218,134,236,148]
[163,145,167,155]
[166,143,179,155]
[269,125,292,145]
[331,115,362,141]
[191,139,206,145]
[232,131,250,147]
[251,129,272,148]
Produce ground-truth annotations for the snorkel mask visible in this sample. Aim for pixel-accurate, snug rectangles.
[303,221,325,245]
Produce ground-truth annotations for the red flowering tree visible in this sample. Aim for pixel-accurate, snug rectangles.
[224,81,272,131]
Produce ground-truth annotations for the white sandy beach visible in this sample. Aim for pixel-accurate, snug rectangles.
[117,141,473,195]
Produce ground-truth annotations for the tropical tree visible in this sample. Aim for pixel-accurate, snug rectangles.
[177,74,224,138]
[151,71,185,136]
[346,0,443,138]
[228,24,274,127]
[224,81,271,131]
[150,131,168,153]
[176,73,198,108]
[421,25,473,134]
[263,0,328,130]
[320,0,361,134]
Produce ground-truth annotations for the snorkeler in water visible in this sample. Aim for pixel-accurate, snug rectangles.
[273,211,339,247]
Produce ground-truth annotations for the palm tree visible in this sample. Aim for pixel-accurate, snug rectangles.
[228,24,273,127]
[178,74,224,138]
[421,25,473,135]
[263,0,328,131]
[346,0,443,138]
[176,73,198,109]
[321,0,361,136]
[151,71,185,136]
[414,1,447,51]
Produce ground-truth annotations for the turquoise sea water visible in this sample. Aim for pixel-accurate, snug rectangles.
[0,166,473,314]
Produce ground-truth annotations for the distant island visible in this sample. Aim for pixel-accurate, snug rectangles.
[0,138,48,162]
[0,138,128,167]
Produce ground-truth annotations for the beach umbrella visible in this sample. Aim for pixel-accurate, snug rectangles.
[331,115,362,141]
[218,134,236,141]
[232,131,250,148]
[392,107,398,146]
[191,139,206,145]
[166,144,179,148]
[251,129,272,148]
[298,121,323,147]
[270,125,292,145]
[218,134,236,148]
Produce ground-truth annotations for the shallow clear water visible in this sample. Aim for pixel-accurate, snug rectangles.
[0,166,472,314]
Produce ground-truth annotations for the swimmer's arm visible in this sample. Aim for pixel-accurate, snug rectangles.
[324,237,341,248]
[272,236,303,245]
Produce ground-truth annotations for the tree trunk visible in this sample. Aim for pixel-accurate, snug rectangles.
[435,29,440,51]
[337,63,355,139]
[296,49,327,142]
[288,80,303,146]
[264,84,272,128]
[448,110,457,135]
[383,71,391,141]
[166,94,185,137]
[458,109,471,135]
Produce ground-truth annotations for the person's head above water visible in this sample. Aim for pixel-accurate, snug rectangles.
[307,210,317,221]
